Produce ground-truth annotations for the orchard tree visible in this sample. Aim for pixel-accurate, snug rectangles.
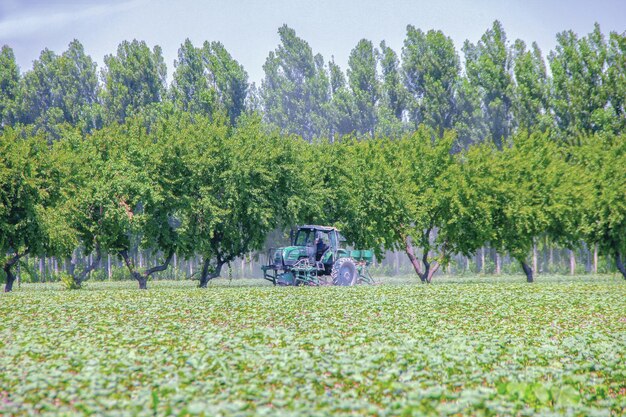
[168,114,308,287]
[328,129,490,283]
[66,122,148,288]
[324,137,412,260]
[396,129,491,282]
[101,40,167,124]
[156,114,226,286]
[46,129,97,287]
[0,128,76,292]
[67,112,185,289]
[572,134,626,279]
[468,131,581,282]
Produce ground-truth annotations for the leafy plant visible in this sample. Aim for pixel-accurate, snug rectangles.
[59,272,82,290]
[0,277,624,416]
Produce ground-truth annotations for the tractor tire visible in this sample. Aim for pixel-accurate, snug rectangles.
[331,258,357,286]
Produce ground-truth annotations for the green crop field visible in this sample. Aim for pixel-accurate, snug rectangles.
[1,277,625,416]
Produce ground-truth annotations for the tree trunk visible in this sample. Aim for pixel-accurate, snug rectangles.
[39,257,45,283]
[199,258,225,288]
[120,251,142,283]
[402,235,439,283]
[495,252,501,275]
[481,247,486,274]
[394,251,400,275]
[404,236,425,282]
[549,246,554,274]
[4,262,16,292]
[616,252,626,280]
[520,260,533,283]
[593,244,598,274]
[3,252,25,292]
[541,238,547,274]
[569,250,576,275]
[426,261,440,283]
[422,259,431,283]
[120,250,173,289]
[532,242,538,275]
[69,249,102,287]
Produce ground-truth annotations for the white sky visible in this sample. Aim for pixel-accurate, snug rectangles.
[1,0,624,84]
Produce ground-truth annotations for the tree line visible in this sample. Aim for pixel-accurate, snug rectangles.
[1,21,625,291]
[1,21,624,144]
[2,112,624,291]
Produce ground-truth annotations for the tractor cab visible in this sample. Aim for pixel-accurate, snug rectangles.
[291,225,343,263]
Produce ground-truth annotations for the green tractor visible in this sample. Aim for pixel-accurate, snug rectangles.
[262,225,375,286]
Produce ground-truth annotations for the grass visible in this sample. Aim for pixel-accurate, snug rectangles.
[1,275,625,416]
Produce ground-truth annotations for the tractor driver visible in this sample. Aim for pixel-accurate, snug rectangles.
[315,232,329,260]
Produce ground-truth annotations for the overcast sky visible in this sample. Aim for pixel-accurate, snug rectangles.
[1,0,624,84]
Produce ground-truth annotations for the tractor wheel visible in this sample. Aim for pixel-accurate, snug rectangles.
[331,258,357,286]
